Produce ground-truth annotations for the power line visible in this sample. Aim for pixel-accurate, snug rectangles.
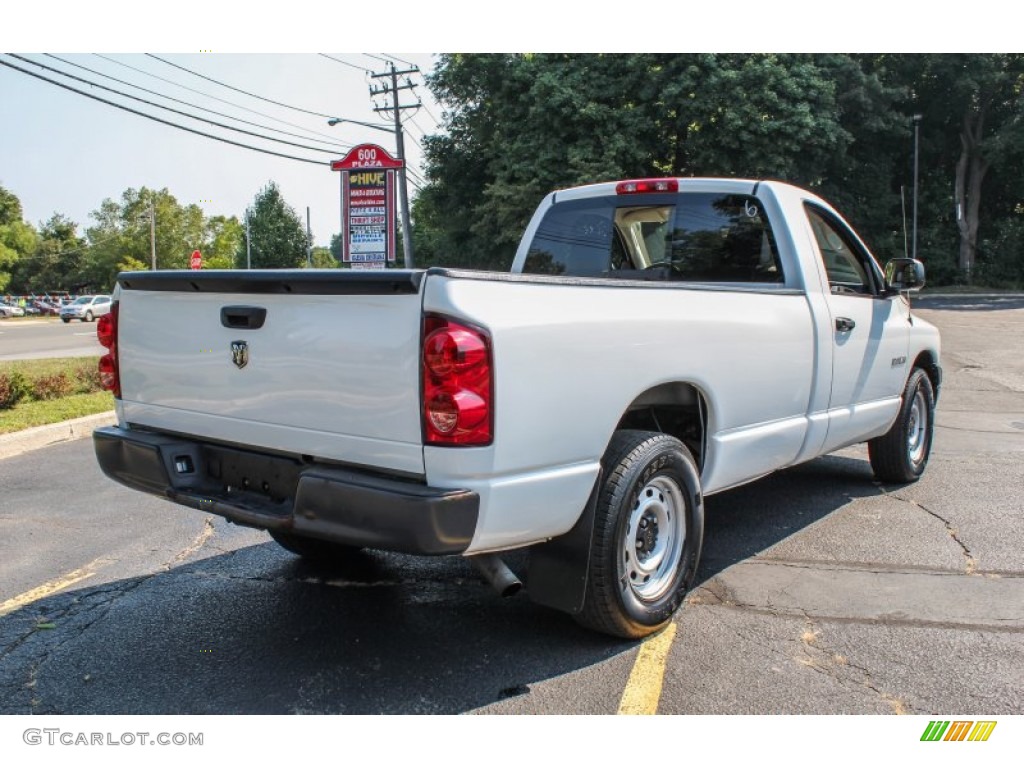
[404,129,423,152]
[46,54,351,152]
[420,101,441,125]
[318,53,369,72]
[0,57,327,166]
[95,54,345,144]
[9,55,341,155]
[407,114,436,143]
[362,53,391,64]
[405,162,426,183]
[14,230,124,260]
[381,53,419,68]
[146,54,336,119]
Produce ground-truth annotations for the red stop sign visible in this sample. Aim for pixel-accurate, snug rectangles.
[190,250,202,270]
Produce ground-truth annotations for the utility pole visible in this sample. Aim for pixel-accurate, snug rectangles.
[245,208,252,270]
[306,206,313,267]
[149,203,156,270]
[370,61,421,269]
[912,114,922,263]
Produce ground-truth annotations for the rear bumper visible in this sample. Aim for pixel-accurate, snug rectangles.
[93,426,479,555]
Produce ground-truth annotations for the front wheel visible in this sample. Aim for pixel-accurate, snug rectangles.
[869,367,935,483]
[84,311,93,322]
[575,430,704,639]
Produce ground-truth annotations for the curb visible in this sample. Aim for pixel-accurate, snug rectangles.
[0,411,116,461]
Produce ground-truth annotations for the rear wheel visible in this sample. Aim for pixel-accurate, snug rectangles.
[869,367,935,483]
[269,530,361,565]
[575,430,704,639]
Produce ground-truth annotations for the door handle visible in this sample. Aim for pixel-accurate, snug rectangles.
[221,306,267,330]
[835,317,856,332]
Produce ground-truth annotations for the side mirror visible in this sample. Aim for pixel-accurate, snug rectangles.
[885,257,925,292]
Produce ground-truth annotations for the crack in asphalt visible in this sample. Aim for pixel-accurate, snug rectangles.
[185,570,406,589]
[933,423,1022,435]
[792,609,912,715]
[1,516,219,714]
[750,557,965,577]
[879,487,978,574]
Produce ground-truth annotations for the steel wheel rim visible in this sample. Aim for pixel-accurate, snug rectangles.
[907,388,928,465]
[623,475,686,601]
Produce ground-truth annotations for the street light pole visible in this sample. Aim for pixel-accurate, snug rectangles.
[912,113,922,262]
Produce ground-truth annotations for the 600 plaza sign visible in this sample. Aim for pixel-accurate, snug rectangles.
[331,144,402,268]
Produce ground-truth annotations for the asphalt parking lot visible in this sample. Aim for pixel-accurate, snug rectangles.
[0,294,1021,715]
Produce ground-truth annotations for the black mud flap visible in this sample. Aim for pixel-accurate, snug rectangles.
[527,473,602,614]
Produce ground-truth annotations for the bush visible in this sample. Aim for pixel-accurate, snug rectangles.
[0,371,32,409]
[32,372,74,400]
[72,361,103,394]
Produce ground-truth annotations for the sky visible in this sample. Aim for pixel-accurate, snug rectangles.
[0,52,440,249]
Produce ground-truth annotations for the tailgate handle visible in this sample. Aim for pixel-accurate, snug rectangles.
[221,306,267,330]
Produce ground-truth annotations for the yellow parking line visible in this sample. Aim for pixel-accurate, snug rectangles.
[0,558,109,617]
[618,622,677,715]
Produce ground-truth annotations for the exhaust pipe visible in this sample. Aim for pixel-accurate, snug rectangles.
[471,554,522,597]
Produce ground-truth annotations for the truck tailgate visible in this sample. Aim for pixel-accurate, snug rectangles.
[115,271,425,475]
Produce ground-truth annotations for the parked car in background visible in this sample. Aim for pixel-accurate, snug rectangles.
[0,302,26,318]
[32,300,61,316]
[60,295,112,323]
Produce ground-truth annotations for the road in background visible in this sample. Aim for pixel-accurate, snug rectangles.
[0,318,104,361]
[0,295,1020,714]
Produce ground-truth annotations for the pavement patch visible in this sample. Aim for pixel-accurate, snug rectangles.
[695,560,1024,631]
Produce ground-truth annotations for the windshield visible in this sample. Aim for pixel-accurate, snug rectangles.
[73,297,91,305]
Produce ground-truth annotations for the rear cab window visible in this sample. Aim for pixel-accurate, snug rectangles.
[523,193,784,283]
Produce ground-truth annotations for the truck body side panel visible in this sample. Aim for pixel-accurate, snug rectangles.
[422,273,816,552]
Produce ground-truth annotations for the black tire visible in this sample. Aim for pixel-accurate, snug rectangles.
[575,430,704,639]
[868,367,935,483]
[61,317,70,323]
[269,530,361,565]
[84,311,93,322]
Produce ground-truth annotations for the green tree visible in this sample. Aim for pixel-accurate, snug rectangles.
[310,246,338,268]
[82,187,209,288]
[919,55,1024,281]
[417,54,883,270]
[203,215,243,269]
[240,181,310,269]
[10,213,85,293]
[0,185,38,293]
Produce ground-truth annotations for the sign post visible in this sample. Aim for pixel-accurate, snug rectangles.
[330,144,403,270]
[190,250,202,270]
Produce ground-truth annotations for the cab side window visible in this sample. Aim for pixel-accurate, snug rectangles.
[805,205,880,296]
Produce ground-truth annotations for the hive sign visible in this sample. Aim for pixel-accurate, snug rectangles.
[331,144,403,269]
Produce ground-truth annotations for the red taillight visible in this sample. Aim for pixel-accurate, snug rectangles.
[96,312,115,348]
[615,178,679,194]
[422,315,492,446]
[97,302,120,398]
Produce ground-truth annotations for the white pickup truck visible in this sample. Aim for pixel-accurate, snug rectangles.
[93,178,941,639]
